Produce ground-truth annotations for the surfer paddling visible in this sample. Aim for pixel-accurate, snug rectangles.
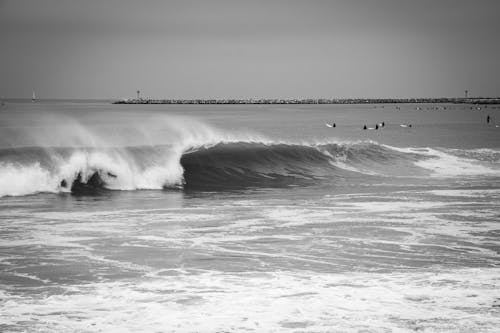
[363,124,381,130]
[362,122,384,130]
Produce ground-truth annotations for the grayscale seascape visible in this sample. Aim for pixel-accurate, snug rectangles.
[1,1,500,332]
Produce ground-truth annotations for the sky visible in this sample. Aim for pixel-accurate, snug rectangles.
[0,0,499,99]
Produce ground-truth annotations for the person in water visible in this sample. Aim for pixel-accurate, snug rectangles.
[375,124,379,130]
[487,115,491,124]
[382,121,385,127]
[333,123,336,127]
[363,125,367,130]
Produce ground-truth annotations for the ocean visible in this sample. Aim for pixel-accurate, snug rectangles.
[1,101,499,332]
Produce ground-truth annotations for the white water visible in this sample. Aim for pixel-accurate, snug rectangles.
[386,145,500,177]
[2,268,499,332]
[1,186,500,332]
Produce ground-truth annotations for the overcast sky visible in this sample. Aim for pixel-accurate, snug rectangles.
[1,0,499,99]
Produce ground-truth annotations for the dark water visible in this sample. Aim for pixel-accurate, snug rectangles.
[1,101,499,332]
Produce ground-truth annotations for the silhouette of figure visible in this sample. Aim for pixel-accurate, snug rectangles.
[333,123,336,127]
[382,121,385,127]
[363,125,367,130]
[487,115,491,124]
[375,124,379,130]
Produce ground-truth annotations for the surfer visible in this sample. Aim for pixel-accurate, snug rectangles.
[487,115,491,124]
[375,124,379,130]
[381,121,385,127]
[363,125,367,130]
[333,123,336,128]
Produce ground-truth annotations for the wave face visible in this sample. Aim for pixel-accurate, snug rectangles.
[181,142,333,190]
[1,139,499,196]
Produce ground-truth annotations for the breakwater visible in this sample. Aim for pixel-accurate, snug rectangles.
[113,97,500,105]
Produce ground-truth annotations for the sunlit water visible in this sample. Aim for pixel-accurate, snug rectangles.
[1,101,500,332]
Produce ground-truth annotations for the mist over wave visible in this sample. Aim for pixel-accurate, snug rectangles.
[0,114,499,197]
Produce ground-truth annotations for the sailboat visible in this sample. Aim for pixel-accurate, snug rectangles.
[32,90,37,102]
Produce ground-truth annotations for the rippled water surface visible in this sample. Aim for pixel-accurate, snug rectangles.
[1,102,500,332]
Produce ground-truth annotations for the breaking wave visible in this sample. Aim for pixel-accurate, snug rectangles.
[0,116,499,197]
[0,141,499,197]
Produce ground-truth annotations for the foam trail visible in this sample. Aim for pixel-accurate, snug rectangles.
[387,146,500,177]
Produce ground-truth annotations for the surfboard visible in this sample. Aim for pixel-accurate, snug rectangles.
[325,123,333,128]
